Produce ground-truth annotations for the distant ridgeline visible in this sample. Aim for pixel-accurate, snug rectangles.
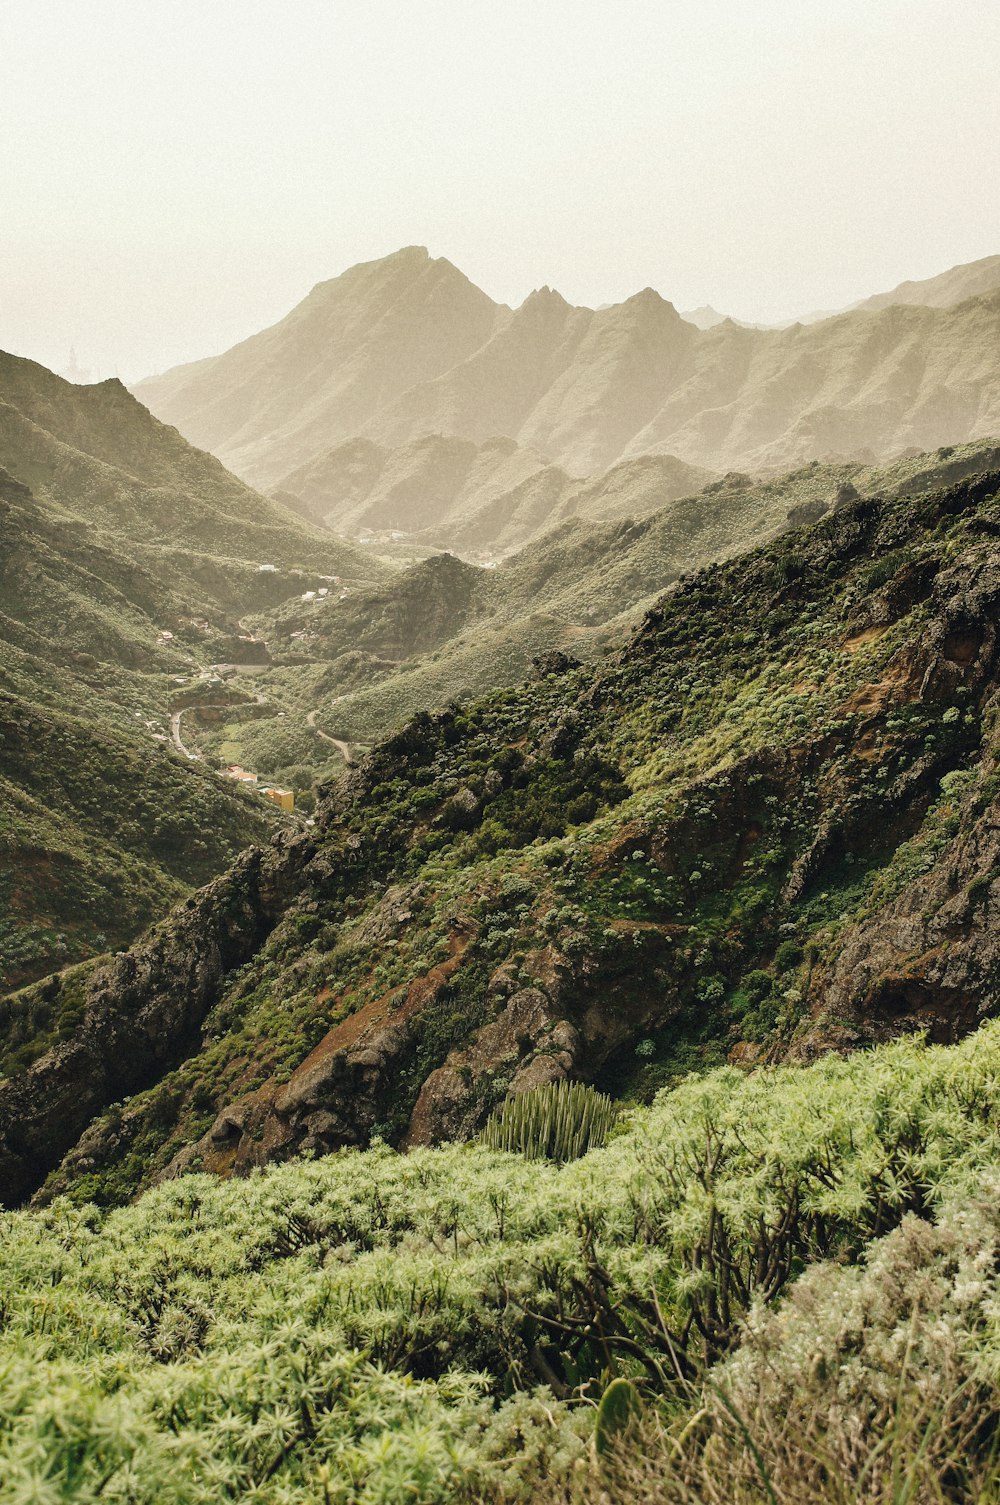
[135,246,1000,558]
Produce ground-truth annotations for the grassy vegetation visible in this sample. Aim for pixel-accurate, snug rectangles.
[5,1025,1000,1499]
[223,439,1000,778]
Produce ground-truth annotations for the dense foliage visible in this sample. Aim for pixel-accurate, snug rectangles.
[5,1024,1000,1500]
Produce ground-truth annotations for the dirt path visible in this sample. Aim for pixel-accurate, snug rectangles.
[306,709,354,763]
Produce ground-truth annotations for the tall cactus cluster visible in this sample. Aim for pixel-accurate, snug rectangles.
[480,1079,619,1163]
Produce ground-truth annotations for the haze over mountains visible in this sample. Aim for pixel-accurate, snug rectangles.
[685,253,1000,330]
[137,247,1000,545]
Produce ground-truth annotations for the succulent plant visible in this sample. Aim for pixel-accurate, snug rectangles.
[480,1078,618,1163]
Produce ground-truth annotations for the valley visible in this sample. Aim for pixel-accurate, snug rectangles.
[0,354,386,989]
[5,248,1000,1505]
[9,3,1000,1495]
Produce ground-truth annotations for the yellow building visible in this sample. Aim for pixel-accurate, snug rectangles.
[262,786,294,812]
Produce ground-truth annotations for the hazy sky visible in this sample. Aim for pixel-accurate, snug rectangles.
[2,0,999,381]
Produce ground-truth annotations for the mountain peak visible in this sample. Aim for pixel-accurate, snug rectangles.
[621,285,678,316]
[520,285,571,309]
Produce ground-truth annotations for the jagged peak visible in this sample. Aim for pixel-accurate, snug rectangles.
[517,286,573,313]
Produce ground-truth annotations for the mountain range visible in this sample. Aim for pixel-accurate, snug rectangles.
[685,252,1000,328]
[7,246,1000,1500]
[136,248,1000,521]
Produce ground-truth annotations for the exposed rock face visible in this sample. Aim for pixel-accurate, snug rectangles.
[0,834,314,1205]
[158,923,679,1182]
[792,553,1000,1052]
[809,809,1000,1050]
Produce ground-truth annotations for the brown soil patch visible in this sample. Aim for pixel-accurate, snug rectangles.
[292,931,471,1071]
[606,918,686,935]
[842,625,889,654]
[835,649,922,720]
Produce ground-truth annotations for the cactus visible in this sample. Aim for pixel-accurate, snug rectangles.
[594,1377,642,1457]
[480,1079,618,1164]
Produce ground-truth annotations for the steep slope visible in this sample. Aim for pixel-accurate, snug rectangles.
[5,466,1000,1210]
[275,437,713,556]
[183,440,1000,788]
[0,350,379,569]
[376,287,698,476]
[135,248,508,488]
[136,249,1000,494]
[0,469,278,989]
[275,432,565,543]
[0,356,389,989]
[622,290,1000,472]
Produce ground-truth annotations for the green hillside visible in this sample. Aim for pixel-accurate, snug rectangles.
[0,355,387,988]
[182,439,1000,784]
[5,464,1000,1221]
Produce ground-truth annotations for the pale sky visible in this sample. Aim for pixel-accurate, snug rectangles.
[2,0,998,382]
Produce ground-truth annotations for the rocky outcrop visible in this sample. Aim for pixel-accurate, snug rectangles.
[0,832,314,1205]
[406,989,576,1146]
[806,800,1000,1051]
[159,924,680,1182]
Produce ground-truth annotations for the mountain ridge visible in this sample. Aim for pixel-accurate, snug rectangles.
[6,463,1000,1210]
[134,250,1000,500]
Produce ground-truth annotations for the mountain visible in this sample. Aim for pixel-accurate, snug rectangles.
[135,249,1000,498]
[850,252,1000,315]
[680,303,731,329]
[136,248,507,489]
[0,353,387,989]
[786,252,1000,326]
[170,440,1000,793]
[273,432,564,543]
[275,435,714,555]
[5,463,1000,1213]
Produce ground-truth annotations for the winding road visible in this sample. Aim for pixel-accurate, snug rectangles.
[170,708,201,761]
[306,709,355,764]
[171,693,268,763]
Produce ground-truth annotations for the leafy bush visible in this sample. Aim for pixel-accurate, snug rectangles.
[6,1026,1000,1497]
